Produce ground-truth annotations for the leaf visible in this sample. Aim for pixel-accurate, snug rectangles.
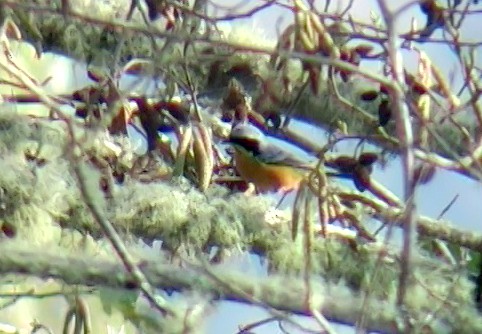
[380,84,390,95]
[326,156,358,173]
[108,103,134,135]
[121,59,153,75]
[75,105,88,119]
[1,222,16,238]
[353,44,374,57]
[87,67,107,83]
[353,166,371,192]
[358,152,378,166]
[360,90,379,101]
[192,124,214,192]
[378,99,391,126]
[1,17,22,40]
[173,125,193,177]
[308,65,320,95]
[413,163,436,185]
[412,80,429,95]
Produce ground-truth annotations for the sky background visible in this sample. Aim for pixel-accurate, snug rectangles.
[205,1,482,333]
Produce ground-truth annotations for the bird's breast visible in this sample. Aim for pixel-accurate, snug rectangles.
[233,148,305,193]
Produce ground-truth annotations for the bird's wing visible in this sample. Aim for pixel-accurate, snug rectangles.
[255,141,315,170]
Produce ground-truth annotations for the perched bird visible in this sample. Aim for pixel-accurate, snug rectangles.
[228,123,314,193]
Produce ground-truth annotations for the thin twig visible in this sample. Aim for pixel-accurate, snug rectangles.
[377,0,417,311]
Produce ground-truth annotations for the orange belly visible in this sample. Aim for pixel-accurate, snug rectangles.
[233,148,305,193]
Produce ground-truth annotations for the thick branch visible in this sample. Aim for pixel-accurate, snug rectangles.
[0,243,457,334]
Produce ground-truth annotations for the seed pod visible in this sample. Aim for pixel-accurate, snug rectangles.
[193,124,214,192]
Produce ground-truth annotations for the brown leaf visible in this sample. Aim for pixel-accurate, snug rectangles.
[340,71,350,82]
[378,99,391,126]
[222,79,246,111]
[173,126,193,177]
[353,44,374,57]
[349,52,361,66]
[122,59,152,75]
[340,48,351,61]
[360,90,379,101]
[192,124,214,192]
[413,163,436,185]
[308,65,320,95]
[326,156,358,173]
[353,166,371,192]
[87,68,107,83]
[404,70,429,94]
[380,84,390,95]
[411,81,429,95]
[358,153,378,166]
[2,18,22,40]
[1,222,16,238]
[109,104,134,135]
[225,63,255,78]
[154,100,191,125]
[75,106,88,119]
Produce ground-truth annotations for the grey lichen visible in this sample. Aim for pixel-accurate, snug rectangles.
[0,108,479,332]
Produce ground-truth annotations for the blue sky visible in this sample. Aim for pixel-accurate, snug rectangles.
[204,1,482,333]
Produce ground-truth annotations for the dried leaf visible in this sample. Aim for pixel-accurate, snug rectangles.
[173,126,193,177]
[1,17,22,40]
[340,48,351,61]
[349,52,361,66]
[380,84,390,95]
[327,156,358,173]
[222,79,246,111]
[108,103,134,134]
[412,81,429,95]
[75,105,88,119]
[193,124,214,192]
[353,166,371,192]
[1,222,16,238]
[87,67,107,83]
[340,71,350,82]
[308,65,320,95]
[122,59,153,75]
[353,44,374,57]
[358,153,378,166]
[360,90,379,101]
[378,99,391,126]
[154,100,191,125]
[413,163,436,185]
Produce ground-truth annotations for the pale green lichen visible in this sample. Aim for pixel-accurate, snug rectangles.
[111,181,272,253]
[0,100,479,332]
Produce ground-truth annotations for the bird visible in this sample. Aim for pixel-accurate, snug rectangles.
[228,123,315,193]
